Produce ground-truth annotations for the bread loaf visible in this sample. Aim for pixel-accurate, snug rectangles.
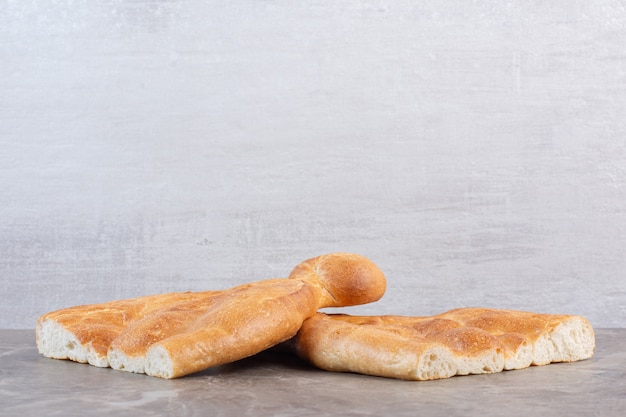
[35,291,217,368]
[36,253,386,378]
[290,308,595,380]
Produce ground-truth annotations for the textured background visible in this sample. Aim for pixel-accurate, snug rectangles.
[2,0,625,328]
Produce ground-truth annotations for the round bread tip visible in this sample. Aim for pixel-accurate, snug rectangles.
[288,253,386,308]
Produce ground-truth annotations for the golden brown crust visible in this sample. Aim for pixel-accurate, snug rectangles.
[289,253,386,307]
[292,308,596,380]
[36,253,387,378]
[36,291,218,360]
[149,280,320,377]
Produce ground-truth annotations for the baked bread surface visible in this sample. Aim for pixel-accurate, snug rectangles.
[292,308,595,380]
[36,253,386,378]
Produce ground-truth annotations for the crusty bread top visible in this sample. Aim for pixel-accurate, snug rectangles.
[37,290,221,358]
[291,308,596,380]
[139,279,322,377]
[37,252,387,378]
[289,252,386,307]
[325,307,586,356]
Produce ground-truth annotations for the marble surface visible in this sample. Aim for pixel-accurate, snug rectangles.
[1,329,624,416]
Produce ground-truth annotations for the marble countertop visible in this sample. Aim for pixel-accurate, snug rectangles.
[1,329,624,416]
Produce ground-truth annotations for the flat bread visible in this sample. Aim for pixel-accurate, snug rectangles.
[36,253,386,378]
[290,308,595,380]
